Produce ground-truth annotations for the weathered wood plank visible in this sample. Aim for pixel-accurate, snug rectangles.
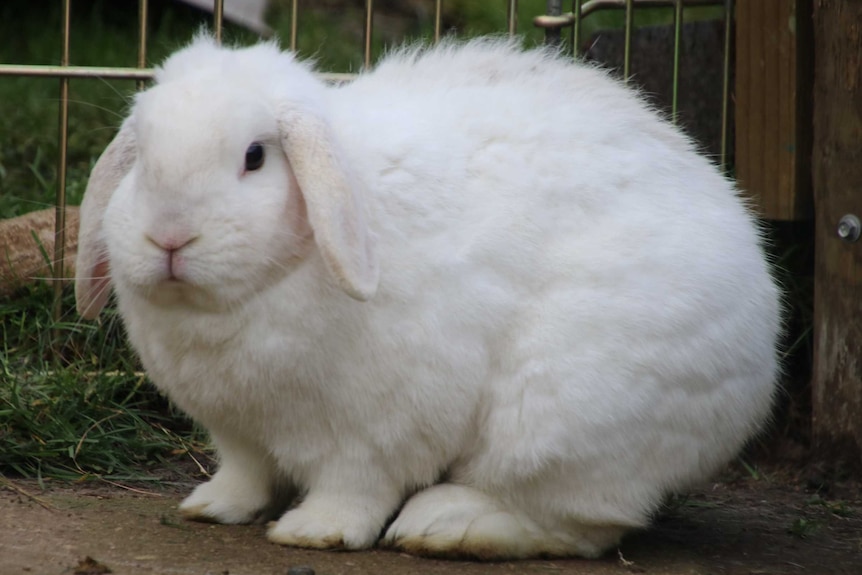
[812,0,862,462]
[735,0,812,220]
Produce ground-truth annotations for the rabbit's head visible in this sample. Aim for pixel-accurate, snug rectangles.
[75,36,378,318]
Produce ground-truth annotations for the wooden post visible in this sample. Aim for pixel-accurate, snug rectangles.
[812,0,862,462]
[736,0,813,220]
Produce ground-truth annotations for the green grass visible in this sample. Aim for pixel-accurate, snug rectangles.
[0,236,223,483]
[1,281,212,481]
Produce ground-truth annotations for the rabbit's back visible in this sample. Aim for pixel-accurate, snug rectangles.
[333,39,776,344]
[330,40,780,518]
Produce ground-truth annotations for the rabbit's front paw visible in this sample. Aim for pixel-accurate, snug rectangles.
[179,473,270,524]
[267,496,383,550]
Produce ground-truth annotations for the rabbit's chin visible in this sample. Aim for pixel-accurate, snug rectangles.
[123,278,232,313]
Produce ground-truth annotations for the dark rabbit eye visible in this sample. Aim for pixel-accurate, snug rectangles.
[245,142,265,171]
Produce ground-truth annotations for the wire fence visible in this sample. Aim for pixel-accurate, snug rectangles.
[0,0,733,321]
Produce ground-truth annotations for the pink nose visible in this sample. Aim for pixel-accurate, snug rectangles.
[146,234,197,279]
[147,234,195,252]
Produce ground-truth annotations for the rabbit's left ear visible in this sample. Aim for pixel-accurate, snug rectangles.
[75,117,137,319]
[278,108,379,301]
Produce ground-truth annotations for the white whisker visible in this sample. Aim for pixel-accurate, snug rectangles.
[61,97,128,121]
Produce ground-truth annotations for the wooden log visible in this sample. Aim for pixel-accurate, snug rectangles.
[812,0,862,462]
[0,208,78,297]
[736,0,813,220]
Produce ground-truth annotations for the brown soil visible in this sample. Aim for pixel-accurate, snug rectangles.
[1,466,860,575]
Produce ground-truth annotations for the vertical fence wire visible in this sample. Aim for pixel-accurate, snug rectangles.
[213,0,224,43]
[364,0,374,68]
[434,0,443,42]
[507,0,519,36]
[53,0,72,325]
[623,0,634,81]
[572,0,582,57]
[720,0,733,172]
[544,0,563,46]
[137,0,148,91]
[290,0,298,51]
[671,0,682,124]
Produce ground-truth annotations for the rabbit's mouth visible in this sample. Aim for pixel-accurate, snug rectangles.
[124,250,259,313]
[116,247,212,308]
[164,252,189,283]
[143,232,199,282]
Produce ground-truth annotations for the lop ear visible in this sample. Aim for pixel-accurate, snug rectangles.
[75,118,137,319]
[278,108,379,301]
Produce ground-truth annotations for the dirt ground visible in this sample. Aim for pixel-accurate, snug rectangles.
[1,465,860,575]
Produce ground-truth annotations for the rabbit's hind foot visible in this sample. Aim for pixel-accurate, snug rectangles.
[382,483,624,560]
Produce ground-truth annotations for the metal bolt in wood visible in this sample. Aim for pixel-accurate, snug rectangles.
[837,214,861,242]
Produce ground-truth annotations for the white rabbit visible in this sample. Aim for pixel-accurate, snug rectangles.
[75,35,781,559]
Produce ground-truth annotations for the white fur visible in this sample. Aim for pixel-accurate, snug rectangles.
[76,36,781,559]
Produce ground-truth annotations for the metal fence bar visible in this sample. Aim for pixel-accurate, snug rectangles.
[53,0,72,325]
[581,0,718,15]
[290,0,298,51]
[0,64,358,84]
[623,0,634,80]
[508,0,519,36]
[434,0,443,42]
[720,0,732,172]
[671,0,682,123]
[0,65,154,79]
[572,0,583,56]
[544,0,564,46]
[537,0,722,27]
[137,0,148,91]
[213,0,224,43]
[364,0,374,68]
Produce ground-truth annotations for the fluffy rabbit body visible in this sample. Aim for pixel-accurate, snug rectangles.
[76,36,780,559]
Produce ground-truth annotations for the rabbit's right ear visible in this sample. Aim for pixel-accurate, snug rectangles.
[278,108,379,301]
[75,118,137,319]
